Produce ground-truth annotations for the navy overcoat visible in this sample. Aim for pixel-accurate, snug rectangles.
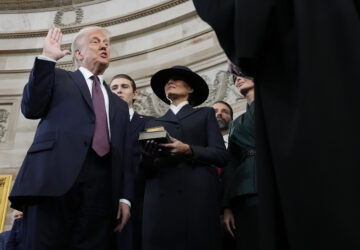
[142,104,228,250]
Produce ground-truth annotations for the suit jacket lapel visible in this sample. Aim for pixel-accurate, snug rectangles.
[70,72,116,125]
[155,109,179,124]
[131,112,143,133]
[104,82,116,124]
[70,70,93,111]
[176,104,197,120]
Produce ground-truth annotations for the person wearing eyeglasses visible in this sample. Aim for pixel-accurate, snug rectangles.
[222,71,257,250]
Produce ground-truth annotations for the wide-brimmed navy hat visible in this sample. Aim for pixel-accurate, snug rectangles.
[150,65,209,106]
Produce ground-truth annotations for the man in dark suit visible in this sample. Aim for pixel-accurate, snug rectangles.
[110,74,152,250]
[9,27,134,250]
[213,100,233,149]
[212,100,235,250]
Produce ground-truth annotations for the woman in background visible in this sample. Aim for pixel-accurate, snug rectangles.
[222,71,257,250]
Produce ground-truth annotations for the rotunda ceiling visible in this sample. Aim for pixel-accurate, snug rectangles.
[0,0,107,13]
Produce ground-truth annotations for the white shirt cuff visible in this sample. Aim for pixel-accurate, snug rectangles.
[37,55,56,63]
[119,199,131,208]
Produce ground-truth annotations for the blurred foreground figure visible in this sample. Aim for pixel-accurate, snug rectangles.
[193,1,360,249]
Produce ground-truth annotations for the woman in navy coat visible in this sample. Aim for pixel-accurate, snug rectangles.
[141,66,228,250]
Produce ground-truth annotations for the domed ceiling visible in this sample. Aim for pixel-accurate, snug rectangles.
[0,0,107,12]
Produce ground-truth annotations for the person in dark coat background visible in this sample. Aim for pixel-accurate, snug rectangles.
[0,231,9,250]
[212,100,236,250]
[193,0,360,249]
[110,74,153,250]
[6,217,24,250]
[0,210,23,250]
[141,66,228,250]
[222,73,257,250]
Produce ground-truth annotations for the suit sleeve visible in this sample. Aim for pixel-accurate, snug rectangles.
[221,140,240,208]
[190,108,228,168]
[21,58,56,119]
[121,114,135,203]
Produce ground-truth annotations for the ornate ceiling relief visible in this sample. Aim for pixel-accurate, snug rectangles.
[0,109,10,143]
[0,0,190,38]
[54,7,84,27]
[0,97,21,148]
[0,0,108,13]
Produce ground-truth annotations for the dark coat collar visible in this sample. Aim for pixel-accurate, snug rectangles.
[104,82,116,122]
[155,104,198,123]
[131,112,143,132]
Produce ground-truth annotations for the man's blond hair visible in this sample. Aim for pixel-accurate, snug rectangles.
[72,26,111,68]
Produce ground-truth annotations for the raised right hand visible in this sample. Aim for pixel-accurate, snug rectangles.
[42,28,71,61]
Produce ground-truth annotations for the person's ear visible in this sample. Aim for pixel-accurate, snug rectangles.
[133,90,139,100]
[75,49,83,62]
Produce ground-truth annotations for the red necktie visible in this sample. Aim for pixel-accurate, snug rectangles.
[91,75,110,156]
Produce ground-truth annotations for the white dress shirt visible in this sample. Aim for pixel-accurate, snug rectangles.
[169,101,189,115]
[129,108,135,121]
[78,67,111,138]
[223,134,229,149]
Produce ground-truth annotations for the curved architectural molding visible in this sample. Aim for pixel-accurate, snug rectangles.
[54,7,84,27]
[57,27,213,70]
[0,0,189,39]
[0,27,213,74]
[0,0,108,14]
[0,11,197,54]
